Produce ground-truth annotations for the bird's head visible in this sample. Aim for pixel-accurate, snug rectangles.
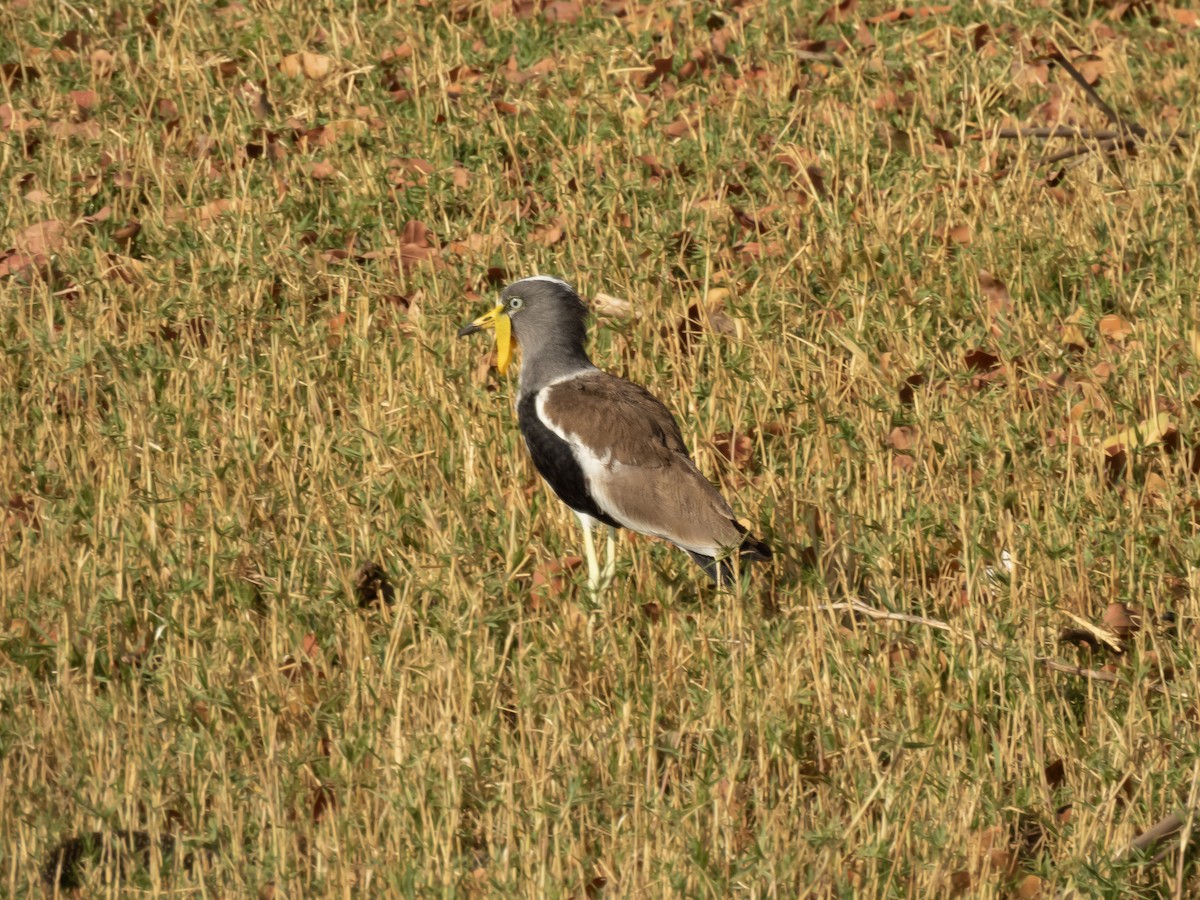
[457,275,589,375]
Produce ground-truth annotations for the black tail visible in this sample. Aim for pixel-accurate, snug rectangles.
[687,531,772,586]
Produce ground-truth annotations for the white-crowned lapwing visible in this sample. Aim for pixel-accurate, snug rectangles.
[459,276,770,592]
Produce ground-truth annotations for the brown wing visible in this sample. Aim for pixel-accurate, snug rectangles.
[539,372,745,556]
[541,372,687,467]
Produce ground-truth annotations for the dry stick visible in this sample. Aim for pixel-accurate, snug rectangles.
[815,600,1172,694]
[990,52,1188,174]
[1117,811,1187,861]
[1048,49,1148,141]
[995,126,1121,141]
[1035,137,1133,168]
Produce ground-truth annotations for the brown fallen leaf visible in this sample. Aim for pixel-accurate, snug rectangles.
[1098,314,1133,342]
[713,431,754,470]
[1168,7,1198,28]
[308,160,338,180]
[14,219,66,255]
[944,223,972,245]
[327,311,348,348]
[532,218,565,247]
[663,115,696,139]
[593,292,632,319]
[311,783,336,824]
[888,426,917,452]
[543,0,582,22]
[306,119,367,147]
[532,556,584,601]
[1016,874,1043,899]
[1012,58,1050,88]
[1102,412,1173,456]
[280,51,332,80]
[113,221,141,244]
[90,48,116,76]
[1102,602,1140,639]
[963,349,999,373]
[1075,56,1108,85]
[818,0,857,25]
[164,198,242,225]
[948,871,971,896]
[81,206,112,225]
[978,269,1011,319]
[866,4,952,24]
[70,89,99,111]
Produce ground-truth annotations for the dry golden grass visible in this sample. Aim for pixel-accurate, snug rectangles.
[2,0,1200,895]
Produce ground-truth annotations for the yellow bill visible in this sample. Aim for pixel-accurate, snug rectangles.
[457,303,513,375]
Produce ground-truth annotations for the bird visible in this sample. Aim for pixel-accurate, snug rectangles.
[458,275,771,593]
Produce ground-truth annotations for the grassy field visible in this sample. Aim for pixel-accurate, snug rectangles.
[2,0,1199,895]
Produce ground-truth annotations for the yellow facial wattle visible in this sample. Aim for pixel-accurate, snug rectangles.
[494,310,512,375]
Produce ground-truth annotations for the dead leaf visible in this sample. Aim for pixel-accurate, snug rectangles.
[978,269,1011,319]
[866,5,951,24]
[311,783,336,823]
[543,1,582,22]
[113,221,141,243]
[14,219,65,255]
[948,871,971,896]
[1012,58,1050,88]
[309,119,367,147]
[90,48,116,76]
[0,62,39,87]
[713,431,753,470]
[532,556,584,600]
[663,115,696,139]
[1075,56,1108,85]
[164,198,240,225]
[1061,324,1088,353]
[944,223,972,245]
[70,89,99,111]
[963,349,999,373]
[888,426,917,452]
[818,0,857,25]
[380,43,414,63]
[327,311,348,348]
[1168,7,1198,28]
[280,51,332,80]
[873,89,914,111]
[1016,875,1043,899]
[301,633,320,660]
[1098,314,1133,342]
[593,292,632,318]
[1102,412,1173,455]
[308,160,338,180]
[81,206,112,225]
[1103,602,1139,639]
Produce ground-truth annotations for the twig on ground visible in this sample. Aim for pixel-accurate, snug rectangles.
[985,52,1189,173]
[1048,50,1148,141]
[1118,811,1186,862]
[815,600,1174,694]
[995,126,1121,141]
[814,600,954,633]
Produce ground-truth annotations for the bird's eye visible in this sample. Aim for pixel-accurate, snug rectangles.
[508,297,524,311]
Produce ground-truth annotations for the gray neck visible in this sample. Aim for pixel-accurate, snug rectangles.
[518,343,596,399]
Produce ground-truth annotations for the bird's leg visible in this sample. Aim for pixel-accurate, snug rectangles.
[601,527,617,588]
[579,515,601,596]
